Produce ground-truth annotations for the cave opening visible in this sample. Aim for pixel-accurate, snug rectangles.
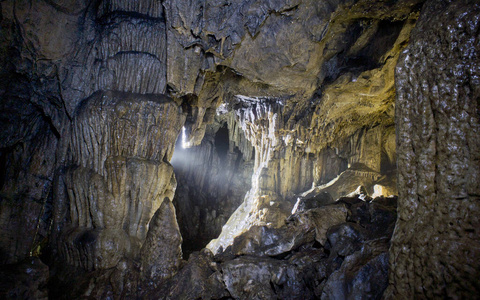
[171,120,253,259]
[214,123,229,161]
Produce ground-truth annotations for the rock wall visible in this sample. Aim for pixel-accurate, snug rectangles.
[0,1,63,264]
[387,0,480,298]
[1,0,187,296]
[53,91,184,270]
[208,94,400,254]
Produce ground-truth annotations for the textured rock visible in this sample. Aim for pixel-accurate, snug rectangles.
[144,249,229,299]
[199,10,415,250]
[208,95,399,253]
[140,198,182,286]
[221,256,307,300]
[0,257,49,300]
[326,223,366,258]
[292,191,333,214]
[387,0,480,298]
[97,0,165,19]
[229,203,348,257]
[53,91,184,274]
[296,204,349,246]
[2,0,419,277]
[3,0,478,298]
[322,241,389,300]
[0,100,58,264]
[151,194,396,300]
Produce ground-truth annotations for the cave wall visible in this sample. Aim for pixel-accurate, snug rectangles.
[157,0,417,258]
[387,0,480,297]
[52,91,184,270]
[0,0,187,295]
[0,0,417,272]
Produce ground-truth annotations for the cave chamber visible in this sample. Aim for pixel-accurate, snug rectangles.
[0,0,479,299]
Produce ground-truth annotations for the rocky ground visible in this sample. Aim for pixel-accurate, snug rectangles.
[1,190,397,299]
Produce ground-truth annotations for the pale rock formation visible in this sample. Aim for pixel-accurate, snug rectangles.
[140,198,183,286]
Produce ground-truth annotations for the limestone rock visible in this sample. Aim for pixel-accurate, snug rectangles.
[292,191,334,214]
[221,256,312,300]
[159,194,397,300]
[231,224,313,257]
[0,101,58,264]
[2,0,477,298]
[140,198,182,286]
[144,249,229,299]
[387,0,480,297]
[0,257,49,300]
[326,223,366,258]
[97,0,165,19]
[208,70,400,253]
[53,91,184,273]
[229,203,348,257]
[295,204,349,246]
[48,258,140,299]
[321,241,390,300]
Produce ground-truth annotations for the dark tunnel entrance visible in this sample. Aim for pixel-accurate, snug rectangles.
[171,121,254,258]
[214,124,229,161]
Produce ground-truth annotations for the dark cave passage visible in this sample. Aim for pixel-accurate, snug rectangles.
[171,121,253,258]
[214,123,229,162]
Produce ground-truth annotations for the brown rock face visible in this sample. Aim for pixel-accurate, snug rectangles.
[1,1,187,295]
[387,0,480,298]
[53,91,184,271]
[140,198,182,285]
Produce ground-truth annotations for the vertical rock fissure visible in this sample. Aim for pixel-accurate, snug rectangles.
[172,113,254,258]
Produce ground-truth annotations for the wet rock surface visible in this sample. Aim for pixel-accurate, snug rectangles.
[52,91,184,274]
[0,257,49,300]
[147,194,398,300]
[387,0,480,298]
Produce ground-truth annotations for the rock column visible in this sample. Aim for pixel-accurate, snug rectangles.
[388,0,480,297]
[53,91,185,271]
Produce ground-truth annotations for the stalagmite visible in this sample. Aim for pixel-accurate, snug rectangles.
[54,91,185,271]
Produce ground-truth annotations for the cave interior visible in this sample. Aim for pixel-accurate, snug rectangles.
[0,0,479,299]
